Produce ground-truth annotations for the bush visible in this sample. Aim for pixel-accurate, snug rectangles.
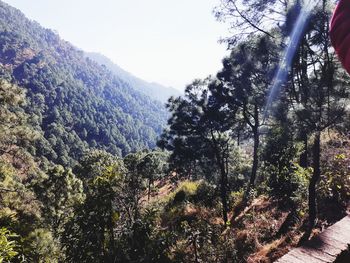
[0,228,19,262]
[161,181,219,229]
[318,148,350,222]
[319,153,350,206]
[192,181,217,207]
[165,180,218,209]
[229,189,245,210]
[266,164,310,207]
[165,181,200,208]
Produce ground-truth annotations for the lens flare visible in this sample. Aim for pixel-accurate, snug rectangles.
[264,1,319,120]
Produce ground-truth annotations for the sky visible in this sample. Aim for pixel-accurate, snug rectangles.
[3,0,229,91]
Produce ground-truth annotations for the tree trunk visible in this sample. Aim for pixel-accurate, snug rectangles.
[210,130,229,225]
[193,235,199,263]
[107,197,115,261]
[108,217,115,261]
[249,126,260,187]
[237,129,241,146]
[148,178,151,201]
[308,132,321,232]
[300,132,308,168]
[219,161,229,224]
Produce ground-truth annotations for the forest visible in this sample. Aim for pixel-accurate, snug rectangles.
[0,0,168,167]
[0,0,349,262]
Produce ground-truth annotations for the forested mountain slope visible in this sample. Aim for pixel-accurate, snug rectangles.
[87,52,181,103]
[0,0,167,166]
[1,0,350,262]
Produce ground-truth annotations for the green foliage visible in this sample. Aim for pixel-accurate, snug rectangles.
[262,125,307,204]
[22,228,60,263]
[158,78,235,179]
[114,209,173,263]
[165,181,200,207]
[320,153,350,204]
[35,165,85,235]
[0,228,18,263]
[0,161,59,262]
[0,77,60,262]
[227,145,251,191]
[137,150,167,200]
[217,35,280,187]
[75,149,121,179]
[0,0,349,262]
[318,146,350,218]
[63,157,125,262]
[229,189,245,210]
[0,1,167,167]
[0,79,38,155]
[193,181,218,207]
[62,150,173,262]
[160,183,237,262]
[266,163,310,211]
[158,78,239,222]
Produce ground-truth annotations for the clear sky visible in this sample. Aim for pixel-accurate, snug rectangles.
[3,0,229,91]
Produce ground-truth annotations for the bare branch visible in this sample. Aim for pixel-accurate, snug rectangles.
[231,1,275,39]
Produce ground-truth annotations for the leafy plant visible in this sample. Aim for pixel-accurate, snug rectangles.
[0,228,19,263]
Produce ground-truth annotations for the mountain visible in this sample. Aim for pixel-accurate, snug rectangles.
[0,0,168,166]
[86,52,181,103]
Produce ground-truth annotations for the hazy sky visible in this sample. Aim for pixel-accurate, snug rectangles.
[4,0,229,91]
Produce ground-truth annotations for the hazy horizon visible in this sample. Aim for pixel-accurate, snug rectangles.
[3,0,229,91]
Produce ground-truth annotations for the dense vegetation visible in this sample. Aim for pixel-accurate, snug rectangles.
[0,0,168,167]
[0,0,349,262]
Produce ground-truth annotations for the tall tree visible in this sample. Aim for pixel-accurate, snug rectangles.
[217,36,279,189]
[137,150,166,201]
[123,151,148,222]
[158,78,237,224]
[287,0,350,234]
[214,0,289,45]
[35,165,85,236]
[63,151,126,262]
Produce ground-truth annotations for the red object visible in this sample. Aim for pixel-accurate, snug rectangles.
[330,0,350,74]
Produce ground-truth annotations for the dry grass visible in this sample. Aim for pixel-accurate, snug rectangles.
[223,196,306,261]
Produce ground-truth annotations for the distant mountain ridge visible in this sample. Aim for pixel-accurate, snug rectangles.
[86,52,181,103]
[0,0,168,166]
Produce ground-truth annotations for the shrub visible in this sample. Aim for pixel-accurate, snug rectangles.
[318,149,350,222]
[165,181,200,208]
[192,181,217,207]
[319,153,350,206]
[0,228,19,262]
[229,189,245,210]
[262,163,310,208]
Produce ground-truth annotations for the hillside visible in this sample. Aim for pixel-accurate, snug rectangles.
[86,52,181,103]
[0,0,168,166]
[1,0,350,262]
